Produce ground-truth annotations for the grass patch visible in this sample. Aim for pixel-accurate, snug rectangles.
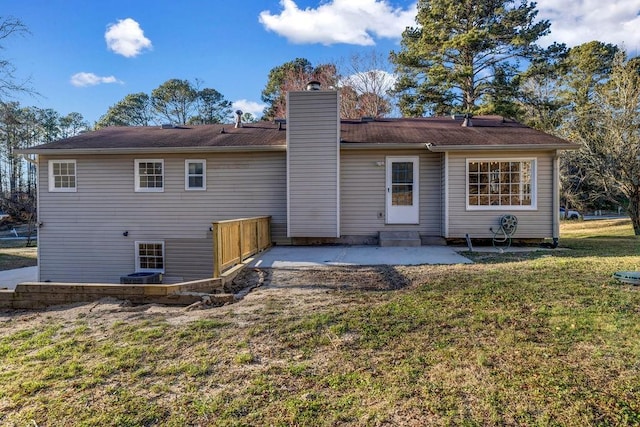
[0,238,37,271]
[0,219,639,425]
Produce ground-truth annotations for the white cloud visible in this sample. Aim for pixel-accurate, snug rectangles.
[70,72,122,87]
[105,18,152,57]
[537,0,640,49]
[232,100,266,119]
[259,0,417,46]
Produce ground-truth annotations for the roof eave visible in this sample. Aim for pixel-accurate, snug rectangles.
[340,143,428,150]
[425,143,580,152]
[16,145,288,156]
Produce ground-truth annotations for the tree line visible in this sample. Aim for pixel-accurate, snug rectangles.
[0,102,89,220]
[95,79,234,128]
[95,51,397,128]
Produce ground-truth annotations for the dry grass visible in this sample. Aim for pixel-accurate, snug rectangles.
[0,219,639,426]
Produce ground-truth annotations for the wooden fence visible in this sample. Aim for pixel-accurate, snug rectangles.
[212,216,271,278]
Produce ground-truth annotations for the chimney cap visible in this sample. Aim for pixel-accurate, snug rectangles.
[306,80,321,91]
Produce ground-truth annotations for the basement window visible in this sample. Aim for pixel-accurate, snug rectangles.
[135,159,164,192]
[135,241,165,273]
[48,160,77,192]
[467,159,536,210]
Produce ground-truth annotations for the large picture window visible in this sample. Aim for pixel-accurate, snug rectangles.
[135,241,164,273]
[185,159,206,190]
[467,159,536,209]
[135,159,164,192]
[48,160,77,192]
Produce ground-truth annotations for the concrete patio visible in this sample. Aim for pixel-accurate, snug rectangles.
[249,245,474,268]
[0,266,37,290]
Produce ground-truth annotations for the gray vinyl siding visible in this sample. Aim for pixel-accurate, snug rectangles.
[340,149,441,237]
[441,152,448,237]
[37,152,286,283]
[287,91,339,237]
[165,238,213,281]
[446,151,555,239]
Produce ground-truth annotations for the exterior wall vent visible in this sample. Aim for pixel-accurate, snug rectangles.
[120,272,162,284]
[306,80,321,91]
[274,118,286,130]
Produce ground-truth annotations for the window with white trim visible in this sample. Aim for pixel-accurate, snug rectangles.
[48,160,77,192]
[135,159,164,192]
[467,159,536,209]
[185,159,206,190]
[135,241,165,273]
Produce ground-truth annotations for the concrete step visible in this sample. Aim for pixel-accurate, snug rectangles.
[379,231,422,247]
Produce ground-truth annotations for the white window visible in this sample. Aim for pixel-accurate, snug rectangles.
[135,159,164,192]
[185,159,206,190]
[135,241,165,273]
[467,159,536,210]
[48,160,77,192]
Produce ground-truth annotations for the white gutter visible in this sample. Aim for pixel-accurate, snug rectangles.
[340,143,428,150]
[425,143,580,152]
[17,142,580,155]
[16,145,287,156]
[20,154,38,165]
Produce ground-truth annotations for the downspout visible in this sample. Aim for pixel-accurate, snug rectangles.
[21,154,37,166]
[552,151,560,248]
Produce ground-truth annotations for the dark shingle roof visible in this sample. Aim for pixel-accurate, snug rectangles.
[31,123,286,150]
[20,115,577,154]
[340,116,573,149]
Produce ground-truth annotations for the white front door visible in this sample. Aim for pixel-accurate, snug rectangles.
[386,156,419,224]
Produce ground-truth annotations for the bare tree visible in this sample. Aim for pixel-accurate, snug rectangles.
[570,52,640,233]
[0,16,32,100]
[262,61,339,120]
[339,51,395,117]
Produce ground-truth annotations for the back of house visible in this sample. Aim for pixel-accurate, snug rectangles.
[19,87,577,283]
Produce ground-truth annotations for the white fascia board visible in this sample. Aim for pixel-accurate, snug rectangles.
[16,145,287,156]
[340,143,428,150]
[425,144,579,152]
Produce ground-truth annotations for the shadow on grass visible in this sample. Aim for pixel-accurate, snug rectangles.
[0,253,37,271]
[460,218,638,264]
[462,235,639,265]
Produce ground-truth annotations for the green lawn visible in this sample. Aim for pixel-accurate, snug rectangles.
[1,220,639,426]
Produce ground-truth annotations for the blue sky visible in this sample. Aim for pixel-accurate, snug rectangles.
[4,0,640,125]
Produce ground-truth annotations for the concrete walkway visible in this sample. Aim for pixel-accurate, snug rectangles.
[0,266,38,290]
[249,245,473,268]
